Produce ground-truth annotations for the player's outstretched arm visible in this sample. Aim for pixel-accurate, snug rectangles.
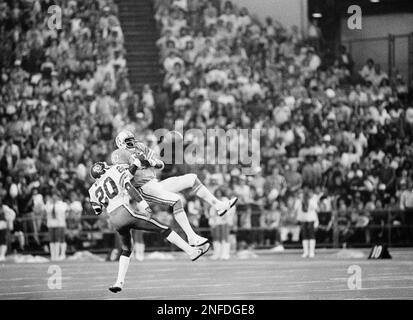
[121,161,153,217]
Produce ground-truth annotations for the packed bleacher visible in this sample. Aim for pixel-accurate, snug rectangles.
[0,0,138,254]
[0,0,412,258]
[153,0,412,248]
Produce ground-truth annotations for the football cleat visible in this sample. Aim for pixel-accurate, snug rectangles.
[189,235,209,247]
[217,197,238,217]
[190,242,211,261]
[109,281,124,293]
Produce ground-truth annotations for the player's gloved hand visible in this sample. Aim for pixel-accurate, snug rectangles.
[146,158,157,167]
[91,202,103,215]
[137,148,157,167]
[130,154,142,168]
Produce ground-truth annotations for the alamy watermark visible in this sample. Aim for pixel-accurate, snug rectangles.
[347,5,362,30]
[347,265,362,290]
[47,5,62,30]
[47,265,62,290]
[152,123,261,175]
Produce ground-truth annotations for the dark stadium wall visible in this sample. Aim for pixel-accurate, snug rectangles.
[306,0,413,84]
[231,0,309,33]
[340,13,413,81]
[341,13,413,40]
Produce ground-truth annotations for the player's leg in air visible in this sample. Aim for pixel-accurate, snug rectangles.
[112,132,209,246]
[108,204,210,293]
[112,130,237,245]
[139,179,209,247]
[158,173,238,216]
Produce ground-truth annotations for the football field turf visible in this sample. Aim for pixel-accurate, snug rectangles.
[1,249,412,300]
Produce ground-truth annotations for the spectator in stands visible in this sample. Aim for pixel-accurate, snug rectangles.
[203,0,218,28]
[359,58,375,81]
[336,199,353,247]
[265,167,287,202]
[261,200,284,251]
[232,175,252,229]
[337,45,353,71]
[307,19,322,50]
[283,163,302,195]
[1,0,412,254]
[368,64,388,87]
[279,195,300,245]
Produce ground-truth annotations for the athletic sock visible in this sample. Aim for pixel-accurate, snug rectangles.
[195,185,224,210]
[309,239,316,256]
[211,241,221,259]
[302,240,309,256]
[55,243,60,260]
[174,211,198,241]
[166,231,195,256]
[60,242,66,259]
[50,243,56,261]
[137,243,144,260]
[221,241,230,259]
[133,243,138,258]
[0,245,6,259]
[116,255,131,284]
[219,242,226,259]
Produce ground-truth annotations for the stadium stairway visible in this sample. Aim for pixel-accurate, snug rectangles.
[117,0,163,92]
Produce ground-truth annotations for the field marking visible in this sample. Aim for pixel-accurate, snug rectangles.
[0,273,352,294]
[0,282,231,297]
[2,250,413,299]
[138,285,413,300]
[4,282,410,300]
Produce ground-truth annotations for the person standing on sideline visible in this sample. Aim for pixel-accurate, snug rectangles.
[0,197,16,261]
[297,187,319,258]
[208,189,235,260]
[132,230,145,261]
[220,189,236,260]
[208,190,222,260]
[44,190,68,261]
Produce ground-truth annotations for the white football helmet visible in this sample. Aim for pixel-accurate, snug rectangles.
[115,130,136,149]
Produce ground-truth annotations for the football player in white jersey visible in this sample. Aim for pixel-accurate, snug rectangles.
[111,130,237,247]
[88,158,210,293]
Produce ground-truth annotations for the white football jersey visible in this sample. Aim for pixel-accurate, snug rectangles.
[88,164,132,214]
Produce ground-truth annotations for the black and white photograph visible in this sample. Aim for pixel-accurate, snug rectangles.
[0,0,413,305]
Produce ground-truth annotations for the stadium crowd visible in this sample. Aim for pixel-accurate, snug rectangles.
[0,0,137,256]
[152,0,412,249]
[0,0,412,259]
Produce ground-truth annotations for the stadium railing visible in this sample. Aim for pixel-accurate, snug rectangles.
[7,208,413,254]
[342,32,413,95]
